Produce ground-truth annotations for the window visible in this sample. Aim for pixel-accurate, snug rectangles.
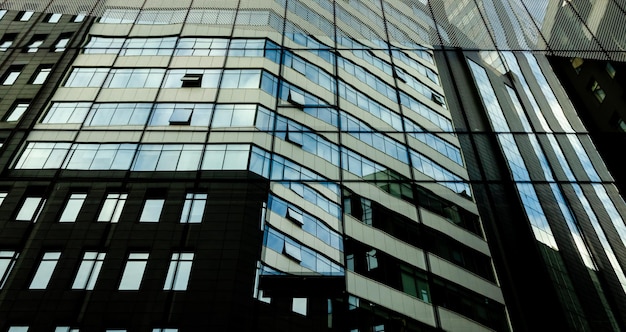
[3,65,24,85]
[64,67,109,87]
[25,35,46,53]
[5,102,29,122]
[292,298,307,316]
[570,57,584,74]
[15,196,45,222]
[168,108,192,125]
[0,10,6,21]
[119,253,149,290]
[8,327,28,332]
[590,80,606,103]
[152,329,177,332]
[16,11,34,21]
[97,193,127,223]
[42,102,91,124]
[29,252,61,289]
[286,207,304,225]
[283,241,301,262]
[59,193,87,222]
[180,73,202,87]
[0,251,19,288]
[103,68,165,88]
[164,252,194,290]
[72,252,105,290]
[45,13,62,23]
[606,62,616,79]
[288,89,305,106]
[31,65,52,84]
[0,33,16,51]
[180,193,206,223]
[73,12,86,22]
[0,192,7,206]
[55,327,79,332]
[139,199,164,222]
[54,34,72,52]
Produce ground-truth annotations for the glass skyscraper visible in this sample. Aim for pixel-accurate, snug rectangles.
[0,0,624,331]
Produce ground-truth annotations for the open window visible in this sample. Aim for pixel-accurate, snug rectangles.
[180,73,202,87]
[287,89,305,107]
[169,108,193,125]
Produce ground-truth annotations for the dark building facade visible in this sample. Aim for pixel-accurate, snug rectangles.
[0,1,623,332]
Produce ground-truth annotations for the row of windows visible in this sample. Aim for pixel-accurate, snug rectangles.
[264,226,343,275]
[16,131,466,199]
[283,82,462,166]
[268,194,342,251]
[42,102,267,127]
[84,36,278,59]
[0,10,86,23]
[278,48,450,131]
[62,67,272,90]
[0,33,72,53]
[3,190,206,224]
[2,64,53,86]
[1,250,193,291]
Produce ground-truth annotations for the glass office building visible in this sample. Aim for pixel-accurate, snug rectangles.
[0,0,624,331]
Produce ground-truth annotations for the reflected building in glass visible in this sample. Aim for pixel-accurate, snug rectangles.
[0,0,624,331]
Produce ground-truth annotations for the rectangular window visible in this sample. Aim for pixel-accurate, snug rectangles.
[168,108,193,125]
[15,196,45,222]
[0,192,7,206]
[72,252,105,290]
[164,252,194,290]
[25,35,46,53]
[180,193,206,223]
[8,327,29,332]
[54,33,72,52]
[55,327,79,332]
[16,11,34,21]
[119,253,149,290]
[5,102,29,122]
[0,251,19,288]
[590,80,606,103]
[0,33,16,51]
[292,298,307,316]
[97,193,127,223]
[64,67,109,87]
[31,65,52,84]
[29,252,61,289]
[59,193,87,222]
[73,13,86,22]
[180,73,202,87]
[45,13,62,23]
[3,65,24,85]
[152,329,177,332]
[139,199,164,222]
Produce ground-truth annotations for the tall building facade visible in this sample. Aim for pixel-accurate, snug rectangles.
[0,1,623,331]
